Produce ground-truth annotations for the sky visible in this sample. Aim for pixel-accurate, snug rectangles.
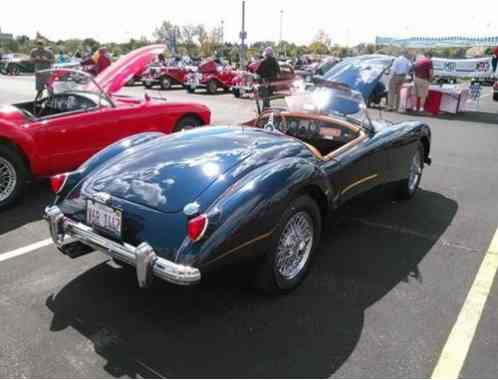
[1,0,498,46]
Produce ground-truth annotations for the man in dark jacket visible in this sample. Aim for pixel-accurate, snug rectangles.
[256,47,280,109]
[30,39,54,94]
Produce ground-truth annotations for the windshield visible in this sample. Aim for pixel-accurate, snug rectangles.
[286,83,368,124]
[38,69,106,100]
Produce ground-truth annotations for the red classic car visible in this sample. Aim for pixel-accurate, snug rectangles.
[0,45,211,208]
[185,59,238,94]
[232,62,298,99]
[142,62,193,90]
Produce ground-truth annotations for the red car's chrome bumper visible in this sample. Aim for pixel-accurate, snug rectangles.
[45,206,201,287]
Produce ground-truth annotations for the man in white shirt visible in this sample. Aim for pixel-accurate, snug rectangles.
[387,53,412,111]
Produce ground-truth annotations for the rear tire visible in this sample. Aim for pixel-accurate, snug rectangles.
[144,82,153,89]
[0,144,29,209]
[254,195,322,295]
[207,79,218,95]
[187,86,195,94]
[493,92,498,102]
[397,142,424,200]
[233,88,241,98]
[160,76,172,90]
[174,116,203,132]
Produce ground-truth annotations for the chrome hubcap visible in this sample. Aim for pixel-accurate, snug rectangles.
[0,157,17,203]
[162,78,171,88]
[408,151,422,193]
[275,211,314,280]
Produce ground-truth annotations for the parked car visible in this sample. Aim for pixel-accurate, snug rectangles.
[231,61,260,98]
[320,55,394,108]
[0,54,34,75]
[142,62,193,90]
[232,62,297,99]
[45,62,432,295]
[0,45,211,208]
[185,59,238,94]
[295,58,340,82]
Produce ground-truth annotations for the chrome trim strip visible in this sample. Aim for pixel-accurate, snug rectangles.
[45,206,201,287]
[207,231,274,266]
[341,174,379,195]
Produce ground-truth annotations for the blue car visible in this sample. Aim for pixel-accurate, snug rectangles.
[46,58,431,294]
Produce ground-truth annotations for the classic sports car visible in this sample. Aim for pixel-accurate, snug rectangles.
[0,45,211,208]
[295,58,340,83]
[142,62,194,90]
[0,54,35,76]
[318,54,394,108]
[232,62,297,99]
[45,65,432,294]
[185,59,238,94]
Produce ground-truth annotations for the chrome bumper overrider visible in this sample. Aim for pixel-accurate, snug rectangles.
[45,206,201,287]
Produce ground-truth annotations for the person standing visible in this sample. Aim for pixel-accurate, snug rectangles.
[387,53,412,111]
[414,52,433,113]
[30,39,54,94]
[93,47,111,75]
[491,45,498,74]
[256,47,280,109]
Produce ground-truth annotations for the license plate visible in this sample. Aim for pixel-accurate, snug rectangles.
[86,200,122,237]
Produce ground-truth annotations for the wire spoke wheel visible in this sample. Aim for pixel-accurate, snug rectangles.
[408,150,422,193]
[0,157,17,203]
[275,211,314,280]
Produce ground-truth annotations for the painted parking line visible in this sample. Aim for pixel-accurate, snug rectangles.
[432,228,498,379]
[0,238,53,263]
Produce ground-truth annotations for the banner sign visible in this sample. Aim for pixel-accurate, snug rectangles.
[376,36,498,48]
[432,57,494,78]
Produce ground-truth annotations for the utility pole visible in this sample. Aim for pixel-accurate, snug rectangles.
[239,0,247,70]
[279,9,284,57]
[221,20,224,44]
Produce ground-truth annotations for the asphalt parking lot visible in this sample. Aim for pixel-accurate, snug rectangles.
[1,75,498,378]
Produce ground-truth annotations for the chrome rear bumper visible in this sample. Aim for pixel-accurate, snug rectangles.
[45,206,201,287]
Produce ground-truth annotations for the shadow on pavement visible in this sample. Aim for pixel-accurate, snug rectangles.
[0,180,52,235]
[46,189,457,378]
[434,111,498,126]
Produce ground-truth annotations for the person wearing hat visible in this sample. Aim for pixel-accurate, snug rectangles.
[256,46,281,109]
[30,39,55,94]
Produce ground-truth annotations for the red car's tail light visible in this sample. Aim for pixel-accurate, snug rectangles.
[187,214,208,242]
[50,174,68,194]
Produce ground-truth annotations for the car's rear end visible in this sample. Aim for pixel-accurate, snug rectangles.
[45,127,314,288]
[44,128,275,285]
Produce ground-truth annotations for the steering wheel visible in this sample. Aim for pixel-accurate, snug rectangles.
[33,91,48,117]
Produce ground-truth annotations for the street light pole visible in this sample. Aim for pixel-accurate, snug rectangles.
[240,0,247,70]
[280,9,284,57]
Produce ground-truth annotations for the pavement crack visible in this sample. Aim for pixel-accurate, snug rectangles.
[348,217,479,253]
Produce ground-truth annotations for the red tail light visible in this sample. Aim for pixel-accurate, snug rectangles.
[50,174,67,194]
[187,214,208,242]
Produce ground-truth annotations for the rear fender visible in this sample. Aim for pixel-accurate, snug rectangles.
[179,158,333,269]
[0,122,37,174]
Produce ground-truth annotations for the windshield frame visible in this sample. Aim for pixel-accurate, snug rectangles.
[36,68,115,108]
[287,79,373,132]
